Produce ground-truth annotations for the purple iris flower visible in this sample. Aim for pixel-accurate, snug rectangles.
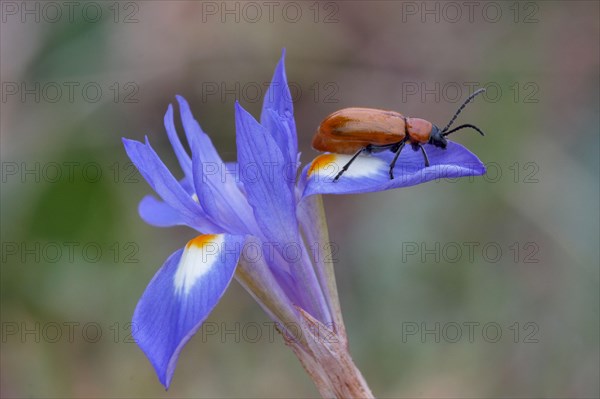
[122,50,485,389]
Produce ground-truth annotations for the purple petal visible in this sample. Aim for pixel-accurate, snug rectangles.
[176,95,223,165]
[236,103,331,322]
[164,104,193,183]
[122,137,220,233]
[301,142,486,197]
[262,108,298,188]
[260,49,298,169]
[190,141,255,234]
[176,96,257,234]
[132,233,245,388]
[235,102,298,243]
[138,195,185,227]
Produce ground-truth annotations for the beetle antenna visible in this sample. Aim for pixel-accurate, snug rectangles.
[441,88,486,133]
[442,123,485,137]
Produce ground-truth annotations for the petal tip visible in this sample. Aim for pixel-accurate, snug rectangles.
[175,94,188,106]
[121,137,134,146]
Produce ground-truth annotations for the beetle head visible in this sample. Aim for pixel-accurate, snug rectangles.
[428,125,448,148]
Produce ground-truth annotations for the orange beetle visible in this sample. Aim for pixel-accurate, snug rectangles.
[312,88,486,180]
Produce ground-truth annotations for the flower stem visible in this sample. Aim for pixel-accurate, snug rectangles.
[287,308,374,398]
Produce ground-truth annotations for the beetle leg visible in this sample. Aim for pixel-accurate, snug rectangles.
[418,144,430,167]
[388,141,407,179]
[333,147,367,182]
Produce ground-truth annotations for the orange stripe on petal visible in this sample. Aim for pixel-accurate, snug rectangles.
[308,153,338,177]
[186,234,219,249]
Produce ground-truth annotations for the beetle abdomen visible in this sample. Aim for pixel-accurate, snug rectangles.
[312,108,406,154]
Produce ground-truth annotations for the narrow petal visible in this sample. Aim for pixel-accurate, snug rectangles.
[260,49,298,169]
[122,137,220,233]
[235,102,298,242]
[138,195,185,227]
[262,108,298,188]
[301,142,486,197]
[190,139,253,234]
[132,233,245,388]
[176,95,223,165]
[236,103,331,323]
[175,95,221,216]
[176,96,257,233]
[164,104,192,182]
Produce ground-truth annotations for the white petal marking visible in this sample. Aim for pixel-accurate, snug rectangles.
[173,234,226,297]
[309,153,387,180]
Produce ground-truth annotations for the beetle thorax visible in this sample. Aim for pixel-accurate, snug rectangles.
[406,118,433,144]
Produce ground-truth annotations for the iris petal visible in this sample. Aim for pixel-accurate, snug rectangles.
[164,104,193,183]
[122,137,220,233]
[176,96,223,165]
[262,108,298,190]
[176,96,257,234]
[301,142,486,197]
[236,102,331,322]
[138,195,185,227]
[260,49,297,167]
[235,102,299,244]
[132,233,245,388]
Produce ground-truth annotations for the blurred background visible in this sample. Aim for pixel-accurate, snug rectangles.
[1,1,598,398]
